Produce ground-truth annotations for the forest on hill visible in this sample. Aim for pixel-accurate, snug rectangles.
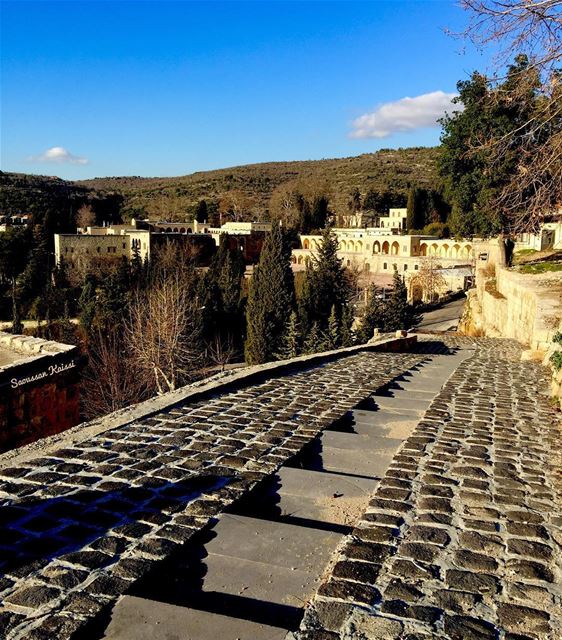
[78,146,441,222]
[1,147,441,228]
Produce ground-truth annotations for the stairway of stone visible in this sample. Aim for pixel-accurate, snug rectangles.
[101,347,473,640]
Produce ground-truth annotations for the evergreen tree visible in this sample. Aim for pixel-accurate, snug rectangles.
[299,198,313,234]
[358,285,387,343]
[195,200,208,223]
[363,189,380,212]
[130,243,144,287]
[298,227,350,338]
[303,322,322,355]
[324,305,340,350]
[340,305,355,347]
[200,235,245,352]
[385,267,419,331]
[245,226,295,364]
[276,310,301,360]
[406,188,427,231]
[439,55,541,236]
[310,195,330,231]
[78,278,97,334]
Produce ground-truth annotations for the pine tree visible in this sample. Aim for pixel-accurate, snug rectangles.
[358,285,387,342]
[303,321,322,355]
[298,227,350,338]
[324,305,340,350]
[79,278,97,333]
[245,226,295,364]
[340,305,355,347]
[276,310,301,360]
[384,267,419,331]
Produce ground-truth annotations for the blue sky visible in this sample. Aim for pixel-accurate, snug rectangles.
[1,1,492,180]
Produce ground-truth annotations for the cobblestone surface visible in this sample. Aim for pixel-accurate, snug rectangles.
[293,337,562,640]
[0,349,425,639]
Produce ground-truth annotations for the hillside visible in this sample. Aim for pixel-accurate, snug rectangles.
[0,172,122,230]
[79,147,441,221]
[1,147,442,225]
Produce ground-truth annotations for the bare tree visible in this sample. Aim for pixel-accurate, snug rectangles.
[126,276,203,394]
[459,0,562,74]
[81,329,149,419]
[206,334,237,372]
[454,0,562,231]
[76,204,96,229]
[409,257,447,303]
[219,190,258,223]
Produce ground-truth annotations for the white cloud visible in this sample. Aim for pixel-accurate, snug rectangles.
[350,91,460,139]
[28,146,89,165]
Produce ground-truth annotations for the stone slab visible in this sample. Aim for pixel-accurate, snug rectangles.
[320,447,395,478]
[103,595,288,640]
[205,514,341,572]
[321,431,403,452]
[202,553,322,608]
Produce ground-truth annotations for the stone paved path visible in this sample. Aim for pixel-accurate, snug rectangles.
[0,349,425,640]
[294,337,562,640]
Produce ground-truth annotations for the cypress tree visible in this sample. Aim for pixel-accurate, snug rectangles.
[406,188,427,231]
[195,200,208,223]
[245,226,294,364]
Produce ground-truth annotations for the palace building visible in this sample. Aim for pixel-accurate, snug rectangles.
[293,229,475,275]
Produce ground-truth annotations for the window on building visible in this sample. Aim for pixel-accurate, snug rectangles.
[97,247,101,253]
[404,264,408,271]
[383,262,387,270]
[414,264,419,270]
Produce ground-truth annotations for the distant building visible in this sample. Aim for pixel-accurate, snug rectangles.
[0,332,82,452]
[293,227,475,300]
[55,226,152,266]
[514,218,562,252]
[0,214,31,232]
[293,228,475,275]
[54,219,271,271]
[378,208,408,230]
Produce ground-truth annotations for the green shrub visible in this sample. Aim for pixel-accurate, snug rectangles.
[550,350,562,371]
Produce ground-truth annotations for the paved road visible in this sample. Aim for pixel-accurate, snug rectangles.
[418,296,466,332]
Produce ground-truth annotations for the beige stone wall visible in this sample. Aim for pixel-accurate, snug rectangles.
[461,264,561,353]
[459,251,562,403]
